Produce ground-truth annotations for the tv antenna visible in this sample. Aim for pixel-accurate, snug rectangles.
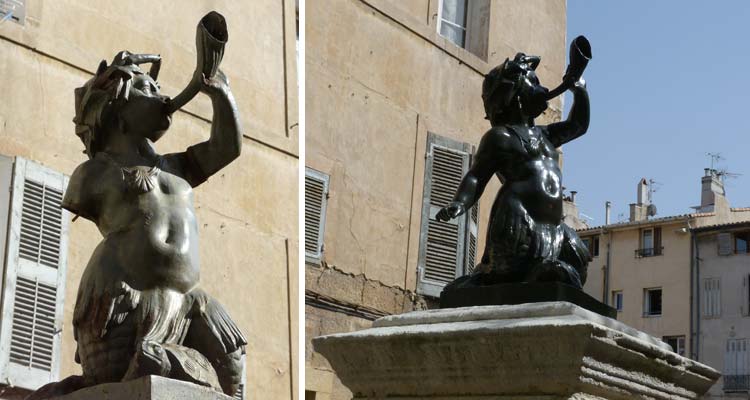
[707,152,724,171]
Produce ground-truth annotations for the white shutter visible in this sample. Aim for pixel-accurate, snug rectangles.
[417,133,470,297]
[305,168,329,264]
[718,232,734,256]
[464,146,479,275]
[0,157,69,390]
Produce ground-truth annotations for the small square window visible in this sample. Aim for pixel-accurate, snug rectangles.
[663,335,685,356]
[644,288,662,316]
[612,291,623,312]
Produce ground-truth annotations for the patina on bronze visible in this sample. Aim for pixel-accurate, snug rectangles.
[436,36,594,296]
[28,11,246,399]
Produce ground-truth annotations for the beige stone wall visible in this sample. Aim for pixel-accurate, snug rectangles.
[0,1,298,398]
[306,0,566,291]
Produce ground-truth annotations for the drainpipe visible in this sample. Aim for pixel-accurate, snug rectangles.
[604,229,612,305]
[689,220,700,361]
[603,201,612,305]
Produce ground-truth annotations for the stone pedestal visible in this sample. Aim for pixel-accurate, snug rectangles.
[49,376,233,400]
[313,302,720,399]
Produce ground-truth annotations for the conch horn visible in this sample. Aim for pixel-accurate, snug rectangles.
[545,35,591,100]
[167,11,228,113]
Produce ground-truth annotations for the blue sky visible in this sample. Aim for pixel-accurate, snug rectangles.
[561,1,750,225]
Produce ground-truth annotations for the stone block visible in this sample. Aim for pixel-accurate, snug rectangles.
[313,302,720,399]
[49,376,233,400]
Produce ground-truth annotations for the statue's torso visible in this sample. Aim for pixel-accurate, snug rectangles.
[89,155,200,293]
[495,125,563,224]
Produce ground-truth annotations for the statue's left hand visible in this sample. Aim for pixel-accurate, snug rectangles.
[436,202,465,221]
[200,69,230,95]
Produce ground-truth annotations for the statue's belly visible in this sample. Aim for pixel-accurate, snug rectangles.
[509,160,563,223]
[102,207,200,292]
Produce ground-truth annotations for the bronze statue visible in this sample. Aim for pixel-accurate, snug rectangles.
[436,36,592,291]
[28,12,245,399]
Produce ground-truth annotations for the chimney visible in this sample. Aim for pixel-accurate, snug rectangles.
[637,178,649,205]
[630,179,649,222]
[605,201,611,225]
[570,191,577,203]
[700,169,726,212]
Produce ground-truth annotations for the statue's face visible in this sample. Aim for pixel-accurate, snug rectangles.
[117,74,172,142]
[515,70,549,118]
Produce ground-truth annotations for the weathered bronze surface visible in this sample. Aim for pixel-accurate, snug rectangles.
[437,36,592,292]
[28,11,245,399]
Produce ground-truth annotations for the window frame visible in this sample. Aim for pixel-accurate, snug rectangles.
[662,335,686,356]
[643,287,663,317]
[0,156,70,390]
[612,290,623,312]
[636,227,663,257]
[304,167,330,264]
[416,132,474,298]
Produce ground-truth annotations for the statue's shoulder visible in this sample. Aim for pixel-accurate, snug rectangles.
[480,126,517,151]
[70,154,119,182]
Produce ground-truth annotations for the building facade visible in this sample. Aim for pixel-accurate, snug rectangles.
[0,1,298,398]
[692,221,750,398]
[305,1,567,398]
[579,171,750,374]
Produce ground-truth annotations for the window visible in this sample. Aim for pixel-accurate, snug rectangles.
[417,133,478,297]
[581,235,599,259]
[0,157,69,390]
[663,335,686,356]
[643,288,662,316]
[612,291,623,312]
[437,0,491,60]
[724,339,750,392]
[305,391,317,400]
[702,278,721,318]
[636,227,662,257]
[305,168,329,264]
[736,231,750,254]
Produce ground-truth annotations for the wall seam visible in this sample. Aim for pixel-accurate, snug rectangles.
[0,34,299,160]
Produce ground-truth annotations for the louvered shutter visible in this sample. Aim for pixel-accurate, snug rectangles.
[464,147,479,275]
[0,157,69,390]
[417,133,471,297]
[718,232,733,256]
[305,168,329,263]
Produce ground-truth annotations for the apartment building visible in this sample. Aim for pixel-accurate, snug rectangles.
[305,1,567,398]
[580,170,750,363]
[0,2,298,398]
[692,220,750,398]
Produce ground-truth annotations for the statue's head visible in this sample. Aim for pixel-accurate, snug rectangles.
[74,51,171,158]
[482,53,549,122]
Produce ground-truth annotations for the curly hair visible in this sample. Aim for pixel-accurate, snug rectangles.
[481,53,541,120]
[73,51,161,158]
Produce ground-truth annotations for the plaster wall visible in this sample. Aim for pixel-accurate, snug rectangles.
[306,0,566,291]
[696,231,750,399]
[0,1,298,398]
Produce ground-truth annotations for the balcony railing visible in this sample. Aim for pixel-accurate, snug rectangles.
[635,247,664,258]
[724,374,750,392]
